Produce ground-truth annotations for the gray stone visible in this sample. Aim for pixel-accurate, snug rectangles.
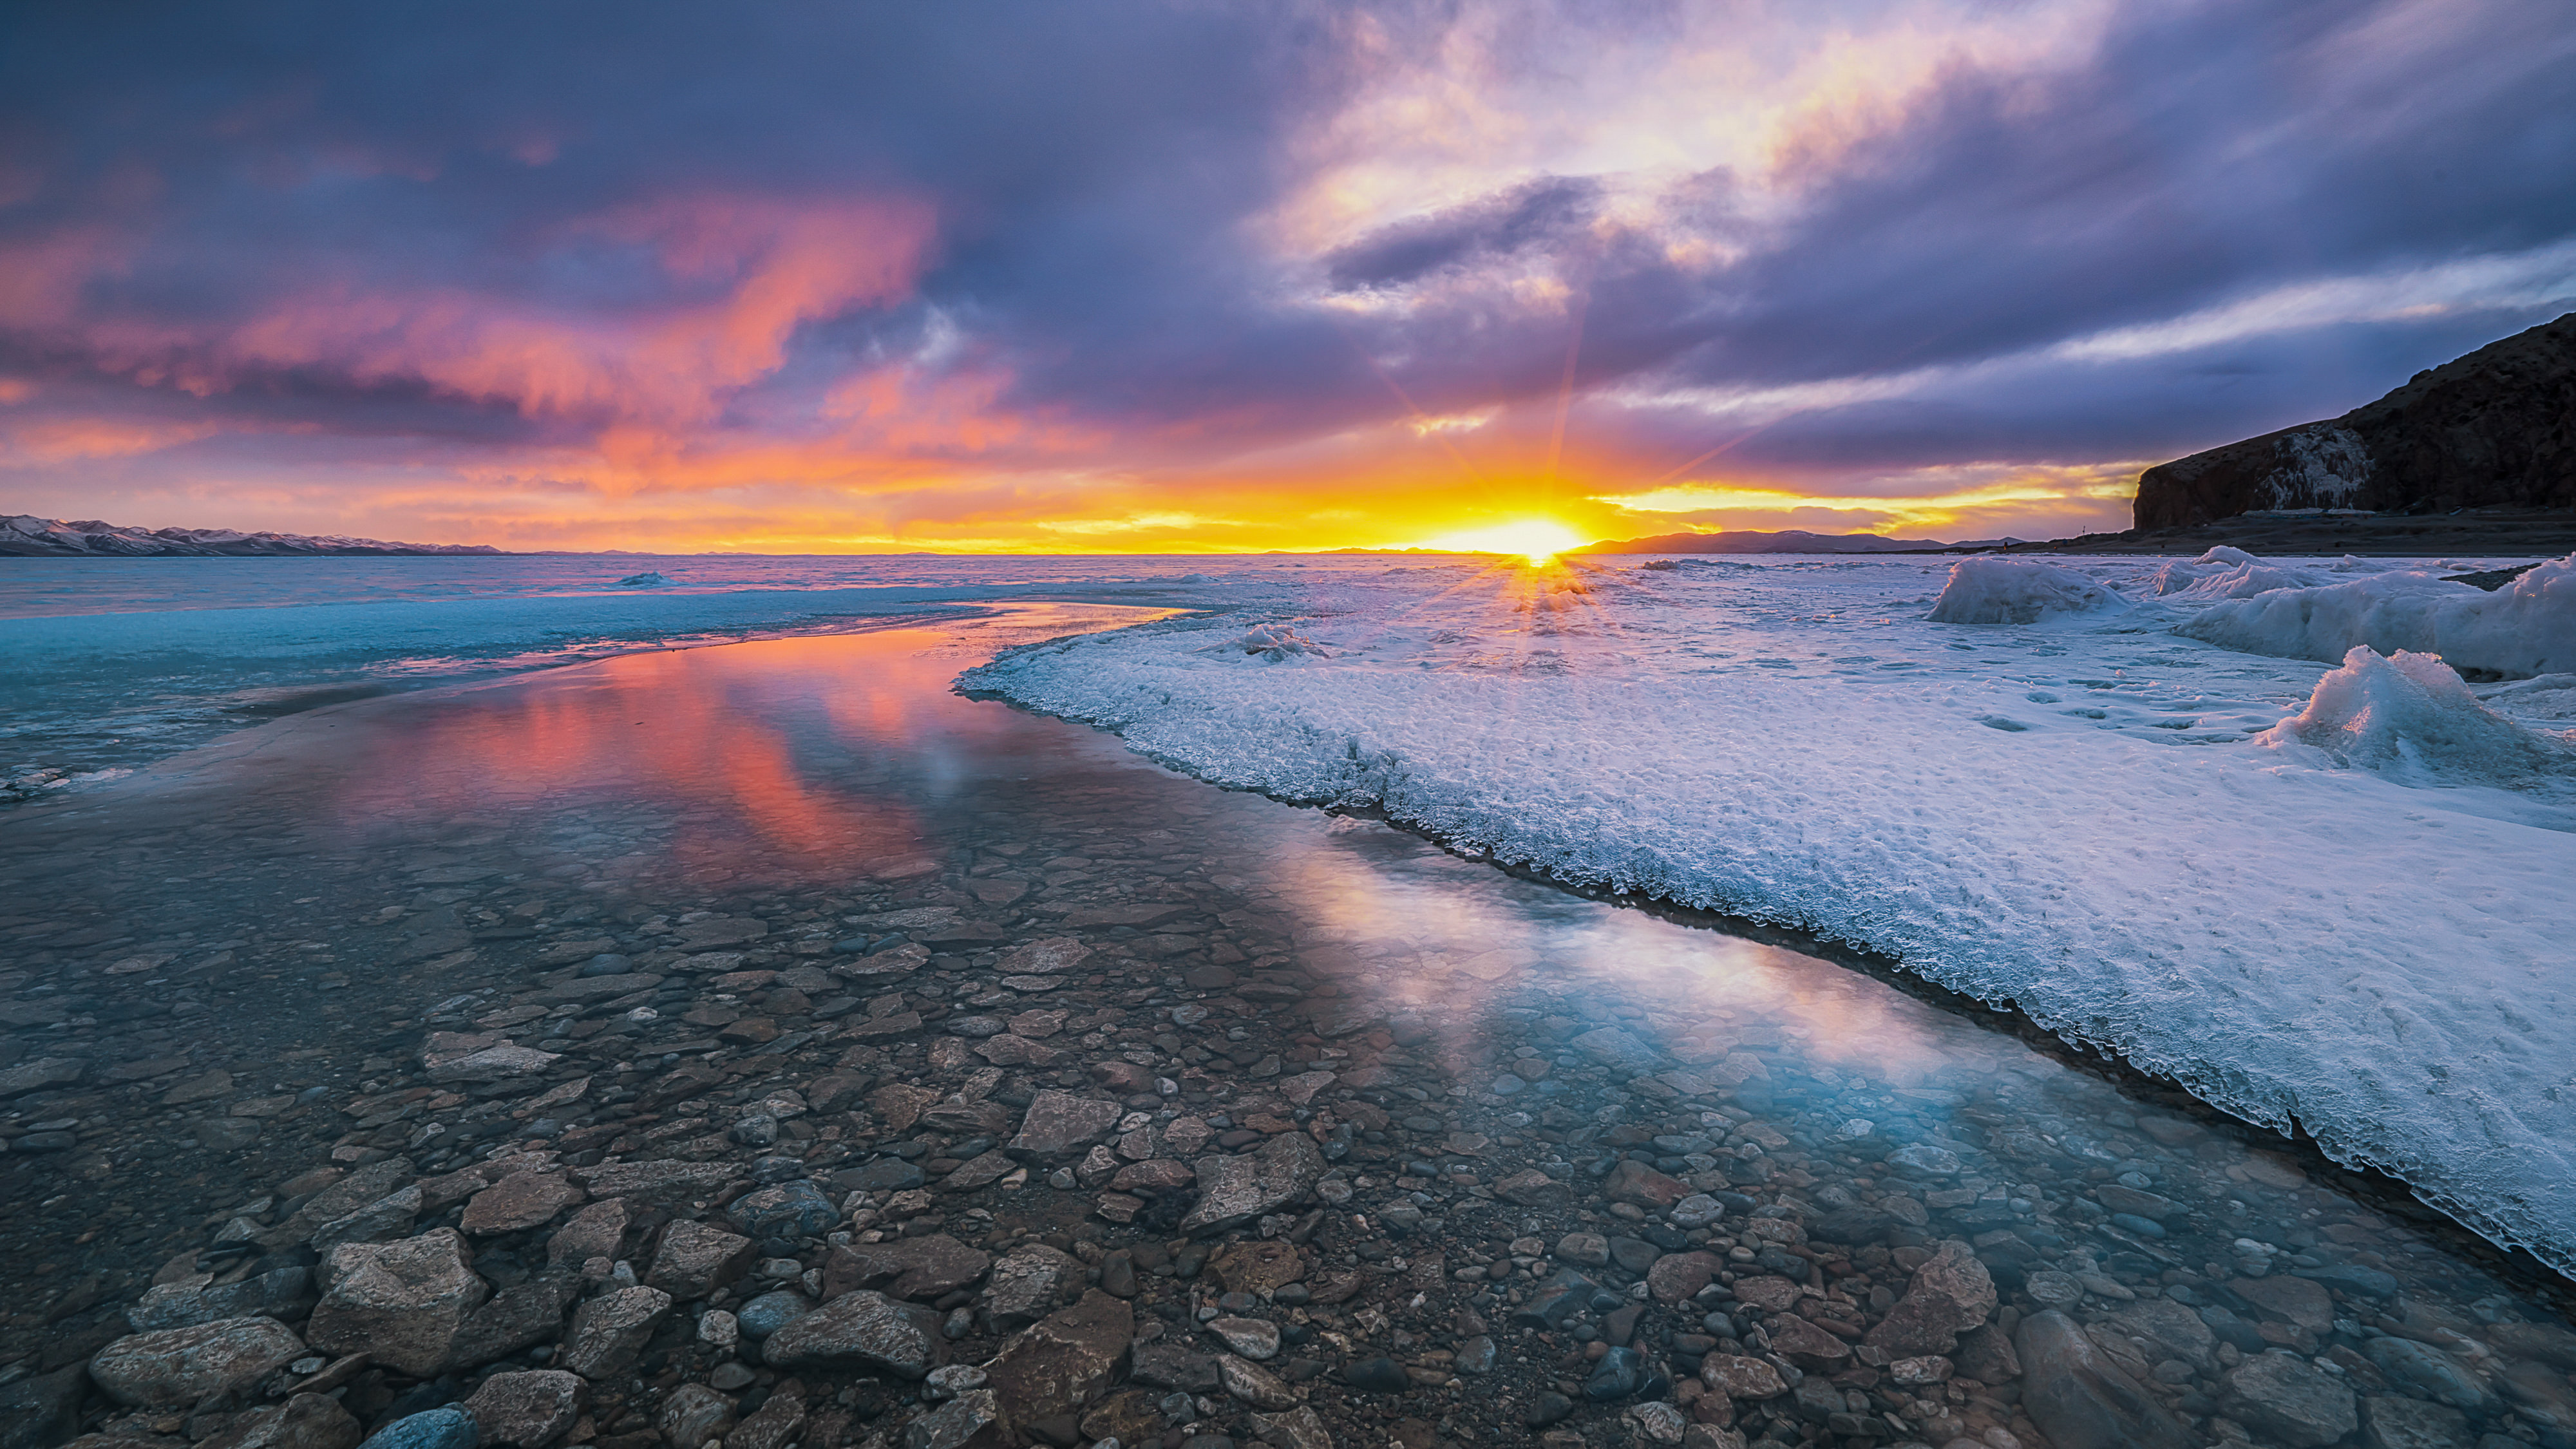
[559,1285,670,1379]
[2362,1394,2476,1449]
[2105,1297,2216,1372]
[198,1392,362,1449]
[736,1289,816,1340]
[1700,1356,1787,1401]
[645,1219,755,1300]
[762,1289,940,1378]
[901,1388,1010,1449]
[1130,1340,1224,1392]
[1219,1352,1298,1410]
[726,1179,837,1239]
[310,1185,424,1254]
[823,1235,992,1302]
[444,1272,583,1372]
[462,1370,586,1448]
[1247,1406,1333,1449]
[1862,1239,1994,1358]
[425,1045,562,1085]
[2222,1352,2358,1446]
[1006,1090,1123,1158]
[1568,1027,1661,1075]
[981,1245,1083,1331]
[0,1057,86,1099]
[569,1160,739,1203]
[308,1229,489,1376]
[2362,1336,2494,1412]
[354,1407,478,1449]
[656,1383,736,1448]
[89,1315,307,1407]
[546,1199,629,1265]
[2013,1309,2193,1449]
[460,1173,583,1236]
[1181,1132,1325,1235]
[986,1291,1133,1423]
[1206,1316,1280,1360]
[0,1365,86,1449]
[128,1267,312,1332]
[1555,1233,1611,1267]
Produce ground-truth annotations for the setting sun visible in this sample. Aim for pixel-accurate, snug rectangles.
[1417,518,1588,563]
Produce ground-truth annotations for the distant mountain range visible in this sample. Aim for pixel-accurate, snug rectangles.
[1575,527,1947,554]
[1,515,506,558]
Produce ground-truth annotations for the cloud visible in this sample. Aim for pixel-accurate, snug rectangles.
[0,0,2569,549]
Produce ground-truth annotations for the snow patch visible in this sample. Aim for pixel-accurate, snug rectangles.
[2179,552,2576,678]
[2255,648,2574,789]
[1926,557,2125,624]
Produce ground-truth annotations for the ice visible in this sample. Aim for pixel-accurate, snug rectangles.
[2140,546,2349,601]
[2257,647,2575,790]
[1924,556,2126,623]
[614,571,677,587]
[2177,551,2576,678]
[965,554,2576,1270]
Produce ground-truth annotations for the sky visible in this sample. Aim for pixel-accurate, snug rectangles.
[1,0,2571,553]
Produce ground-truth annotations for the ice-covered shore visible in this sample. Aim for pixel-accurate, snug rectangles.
[965,551,2576,1270]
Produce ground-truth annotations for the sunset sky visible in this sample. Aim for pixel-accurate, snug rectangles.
[3,1,2571,553]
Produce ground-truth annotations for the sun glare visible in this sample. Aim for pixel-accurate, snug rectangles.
[1419,518,1587,563]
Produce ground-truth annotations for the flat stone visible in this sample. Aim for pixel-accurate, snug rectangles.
[725,1179,837,1238]
[352,1406,477,1449]
[764,1289,940,1378]
[1130,1340,1224,1392]
[1246,1408,1333,1449]
[1600,1159,1687,1208]
[424,1045,562,1085]
[444,1272,583,1372]
[824,1236,992,1302]
[2231,1274,2335,1332]
[935,1150,1019,1193]
[2014,1309,2193,1449]
[2222,1352,2358,1446]
[127,1267,312,1332]
[1555,1233,1611,1267]
[900,1388,1010,1449]
[1006,1090,1123,1157]
[545,1199,629,1265]
[1206,1316,1280,1360]
[997,937,1093,975]
[461,1370,585,1448]
[1569,1027,1662,1075]
[645,1218,755,1300]
[987,1291,1133,1424]
[160,1069,234,1105]
[2360,1394,2474,1449]
[558,1285,671,1379]
[1218,1352,1298,1410]
[1647,1251,1721,1304]
[657,1385,737,1449]
[461,1173,583,1236]
[198,1392,361,1449]
[1862,1239,1995,1358]
[277,1159,416,1243]
[1701,1356,1787,1400]
[308,1229,489,1377]
[1181,1131,1325,1235]
[2107,1298,2217,1372]
[1729,1275,1802,1312]
[1206,1240,1303,1294]
[1110,1159,1193,1193]
[980,1245,1083,1331]
[1763,1314,1850,1368]
[309,1186,423,1253]
[568,1159,739,1203]
[1495,1169,1571,1208]
[88,1316,307,1407]
[726,1378,807,1449]
[0,1365,86,1449]
[540,974,665,1003]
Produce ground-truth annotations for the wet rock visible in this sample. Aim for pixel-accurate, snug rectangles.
[2222,1352,2358,1446]
[735,1289,815,1340]
[762,1290,940,1378]
[1218,1352,1296,1411]
[310,1185,425,1253]
[1952,1323,2020,1383]
[444,1271,582,1371]
[643,1219,755,1300]
[544,1200,628,1266]
[1645,1251,1721,1304]
[936,1149,1018,1193]
[823,1235,992,1302]
[2107,1297,2217,1372]
[2488,1320,2576,1370]
[2231,1273,2334,1332]
[2014,1309,2193,1449]
[0,1365,86,1449]
[981,1245,1083,1330]
[1861,1239,1994,1358]
[1006,1090,1123,1157]
[1569,1027,1661,1074]
[1343,1356,1409,1394]
[1206,1317,1280,1360]
[1206,1240,1303,1294]
[1455,1335,1497,1375]
[1600,1159,1687,1209]
[1554,1233,1611,1268]
[1586,1345,1645,1401]
[1526,1392,1576,1426]
[900,1387,1010,1449]
[426,1045,562,1086]
[998,938,1092,976]
[1495,1169,1571,1209]
[1181,1131,1324,1235]
[1132,1341,1223,1394]
[1760,1314,1849,1369]
[460,1174,583,1236]
[726,1378,807,1449]
[986,1291,1133,1424]
[1887,1354,1953,1386]
[88,1314,306,1407]
[1245,1406,1332,1449]
[198,1392,362,1449]
[308,1230,489,1377]
[558,1285,672,1379]
[843,1157,927,1193]
[354,1407,478,1449]
[2360,1394,2474,1449]
[658,1384,737,1447]
[127,1267,312,1332]
[1628,1401,1687,1444]
[460,1370,585,1448]
[569,1160,739,1204]
[2360,1336,2492,1412]
[724,1179,837,1240]
[0,1057,86,1099]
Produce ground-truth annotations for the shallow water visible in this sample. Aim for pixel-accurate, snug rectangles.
[2,607,2569,1447]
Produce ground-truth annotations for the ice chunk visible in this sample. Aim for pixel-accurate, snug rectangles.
[2255,648,2573,788]
[1926,558,2125,625]
[2179,552,2576,678]
[1207,623,1330,661]
[614,571,677,587]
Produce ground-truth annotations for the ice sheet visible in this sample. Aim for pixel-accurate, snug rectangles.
[964,553,2576,1270]
[2177,551,2576,677]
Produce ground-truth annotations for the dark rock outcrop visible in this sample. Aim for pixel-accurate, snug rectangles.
[2134,312,2576,527]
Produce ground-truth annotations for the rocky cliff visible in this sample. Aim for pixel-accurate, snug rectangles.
[1,514,505,557]
[2133,312,2576,527]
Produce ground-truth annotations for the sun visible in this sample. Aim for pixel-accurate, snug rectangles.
[1419,518,1587,564]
